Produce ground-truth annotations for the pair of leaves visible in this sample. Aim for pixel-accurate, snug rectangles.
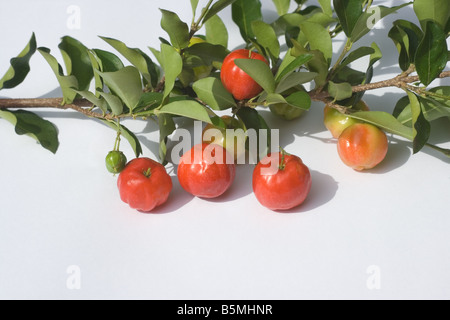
[333,0,412,42]
[234,53,313,94]
[388,20,424,72]
[394,87,450,125]
[393,87,450,154]
[390,19,448,87]
[232,0,263,42]
[389,0,449,86]
[38,36,96,105]
[327,43,382,105]
[0,33,36,90]
[0,109,59,154]
[413,0,450,32]
[414,22,448,87]
[0,34,60,154]
[273,11,334,66]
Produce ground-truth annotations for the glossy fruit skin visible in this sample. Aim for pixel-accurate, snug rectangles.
[323,101,370,138]
[177,143,236,199]
[117,158,173,212]
[253,152,312,211]
[105,151,127,174]
[220,49,269,100]
[202,116,247,162]
[270,103,304,121]
[337,123,389,171]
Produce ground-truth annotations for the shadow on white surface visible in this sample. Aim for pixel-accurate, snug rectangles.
[365,138,412,174]
[279,170,339,214]
[201,164,255,204]
[146,176,195,214]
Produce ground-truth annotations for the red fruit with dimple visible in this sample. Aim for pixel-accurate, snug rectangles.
[117,158,173,212]
[177,143,236,199]
[220,49,268,100]
[253,152,312,211]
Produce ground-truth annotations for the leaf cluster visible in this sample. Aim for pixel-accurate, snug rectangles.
[0,0,449,159]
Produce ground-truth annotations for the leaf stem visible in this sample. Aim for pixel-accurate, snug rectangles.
[328,39,354,82]
[425,143,450,158]
[190,0,214,37]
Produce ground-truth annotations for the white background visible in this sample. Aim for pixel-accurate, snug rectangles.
[0,0,449,300]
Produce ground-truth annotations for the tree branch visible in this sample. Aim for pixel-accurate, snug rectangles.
[1,71,449,118]
[0,98,117,120]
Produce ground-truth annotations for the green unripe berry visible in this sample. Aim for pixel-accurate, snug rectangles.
[270,103,304,121]
[105,151,127,174]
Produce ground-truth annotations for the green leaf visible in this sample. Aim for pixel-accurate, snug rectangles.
[290,40,328,88]
[429,86,450,108]
[134,92,164,114]
[87,50,104,95]
[252,21,281,61]
[193,77,236,110]
[148,47,162,67]
[158,100,212,123]
[236,107,271,160]
[203,0,240,23]
[333,0,364,37]
[350,2,413,42]
[234,59,276,94]
[88,49,125,96]
[38,47,78,105]
[160,44,183,100]
[272,0,291,16]
[190,0,200,16]
[58,36,93,91]
[75,90,109,114]
[318,0,332,16]
[158,113,176,163]
[0,33,37,90]
[96,66,143,111]
[99,91,124,116]
[266,93,288,105]
[0,109,59,154]
[300,21,333,65]
[276,71,317,93]
[272,13,307,36]
[350,42,382,105]
[415,21,448,86]
[336,46,375,72]
[232,0,263,42]
[407,91,431,154]
[275,52,313,82]
[388,19,423,71]
[100,36,158,88]
[348,111,413,140]
[91,49,125,72]
[102,120,143,158]
[285,91,311,110]
[205,14,229,48]
[160,9,190,50]
[413,0,450,31]
[185,42,229,69]
[331,66,365,86]
[328,81,353,101]
[395,94,450,126]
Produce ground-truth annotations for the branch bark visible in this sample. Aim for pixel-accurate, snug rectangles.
[0,97,117,120]
[1,71,449,118]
